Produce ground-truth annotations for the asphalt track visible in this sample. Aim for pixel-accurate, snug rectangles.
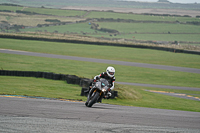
[1,96,200,133]
[1,49,200,92]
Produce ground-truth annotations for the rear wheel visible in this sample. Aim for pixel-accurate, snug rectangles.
[87,91,100,107]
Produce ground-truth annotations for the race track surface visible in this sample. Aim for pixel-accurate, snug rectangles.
[1,96,200,133]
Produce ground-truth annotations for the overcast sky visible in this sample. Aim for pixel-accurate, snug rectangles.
[123,0,199,3]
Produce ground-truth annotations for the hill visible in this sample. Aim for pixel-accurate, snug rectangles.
[0,0,200,10]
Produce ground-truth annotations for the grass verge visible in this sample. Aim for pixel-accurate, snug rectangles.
[1,53,200,88]
[0,76,85,101]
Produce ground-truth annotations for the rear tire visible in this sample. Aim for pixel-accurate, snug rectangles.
[87,92,100,107]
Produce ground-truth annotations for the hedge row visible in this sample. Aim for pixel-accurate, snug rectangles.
[0,70,118,99]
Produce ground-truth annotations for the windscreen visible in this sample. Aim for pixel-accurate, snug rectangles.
[100,78,109,87]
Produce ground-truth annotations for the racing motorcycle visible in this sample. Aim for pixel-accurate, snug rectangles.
[85,78,111,107]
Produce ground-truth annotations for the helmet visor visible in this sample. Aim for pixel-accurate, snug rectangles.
[109,72,115,76]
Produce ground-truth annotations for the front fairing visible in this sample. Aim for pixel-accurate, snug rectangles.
[94,78,109,91]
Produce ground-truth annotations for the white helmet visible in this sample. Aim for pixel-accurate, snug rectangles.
[106,66,115,78]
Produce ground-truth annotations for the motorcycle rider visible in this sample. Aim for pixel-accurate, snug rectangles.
[86,66,116,99]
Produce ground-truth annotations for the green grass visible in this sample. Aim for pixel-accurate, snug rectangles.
[126,34,200,42]
[97,22,200,33]
[0,5,23,11]
[86,11,200,23]
[1,76,199,112]
[1,38,200,69]
[24,7,86,16]
[109,85,200,112]
[1,53,200,88]
[0,76,85,100]
[89,33,200,42]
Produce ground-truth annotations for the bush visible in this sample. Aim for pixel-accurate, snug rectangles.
[45,19,61,23]
[16,10,38,15]
[0,10,12,13]
[98,28,119,33]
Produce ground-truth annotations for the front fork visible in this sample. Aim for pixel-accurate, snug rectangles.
[97,91,104,102]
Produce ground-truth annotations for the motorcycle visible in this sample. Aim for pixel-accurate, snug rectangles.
[85,78,111,107]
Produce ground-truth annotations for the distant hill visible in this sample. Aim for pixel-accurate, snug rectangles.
[158,0,170,3]
[0,0,200,10]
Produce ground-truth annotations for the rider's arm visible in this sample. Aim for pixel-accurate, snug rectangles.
[110,81,115,90]
[109,76,116,91]
[93,75,100,81]
[93,72,105,81]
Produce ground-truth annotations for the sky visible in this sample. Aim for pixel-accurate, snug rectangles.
[123,0,199,3]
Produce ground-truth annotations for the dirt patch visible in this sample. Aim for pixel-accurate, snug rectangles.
[62,6,200,17]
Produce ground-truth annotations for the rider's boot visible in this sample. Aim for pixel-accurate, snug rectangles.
[107,91,112,97]
[97,99,102,103]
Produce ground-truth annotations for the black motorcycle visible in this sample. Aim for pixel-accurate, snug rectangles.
[85,78,110,107]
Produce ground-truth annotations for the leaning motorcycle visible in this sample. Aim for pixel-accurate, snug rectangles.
[85,78,110,107]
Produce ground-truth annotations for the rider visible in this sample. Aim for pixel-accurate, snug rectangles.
[86,66,116,98]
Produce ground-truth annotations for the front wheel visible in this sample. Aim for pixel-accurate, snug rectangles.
[87,91,100,107]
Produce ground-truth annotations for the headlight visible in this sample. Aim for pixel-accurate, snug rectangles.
[102,88,106,92]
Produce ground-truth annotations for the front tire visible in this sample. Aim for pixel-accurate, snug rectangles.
[87,91,100,107]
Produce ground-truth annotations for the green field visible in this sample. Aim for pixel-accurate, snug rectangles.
[23,7,86,16]
[0,76,84,100]
[1,38,200,69]
[1,5,200,44]
[86,11,200,23]
[96,22,200,33]
[0,5,23,11]
[90,33,200,42]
